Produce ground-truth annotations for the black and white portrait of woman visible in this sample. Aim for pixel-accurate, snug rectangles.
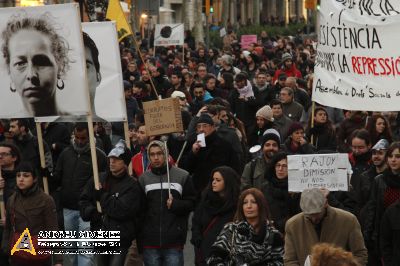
[0,4,90,119]
[82,22,126,122]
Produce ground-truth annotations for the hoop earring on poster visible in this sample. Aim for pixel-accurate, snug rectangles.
[57,78,64,90]
[10,84,16,93]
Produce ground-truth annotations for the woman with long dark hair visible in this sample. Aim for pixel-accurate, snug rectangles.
[306,107,337,151]
[191,166,240,265]
[207,188,284,265]
[366,114,393,146]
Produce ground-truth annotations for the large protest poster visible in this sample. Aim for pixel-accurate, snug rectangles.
[154,24,184,46]
[288,153,351,192]
[0,4,90,118]
[82,22,127,122]
[312,0,400,111]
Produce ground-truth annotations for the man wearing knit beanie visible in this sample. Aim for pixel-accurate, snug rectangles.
[273,52,302,82]
[241,128,281,190]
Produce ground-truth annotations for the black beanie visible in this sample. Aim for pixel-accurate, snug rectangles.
[261,129,281,146]
[197,113,214,126]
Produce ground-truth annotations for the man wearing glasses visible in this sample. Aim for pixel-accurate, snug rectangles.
[284,188,368,266]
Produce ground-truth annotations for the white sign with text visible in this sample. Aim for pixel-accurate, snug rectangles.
[288,153,350,192]
[312,0,400,111]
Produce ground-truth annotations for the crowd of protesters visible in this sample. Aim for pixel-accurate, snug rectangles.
[0,27,399,266]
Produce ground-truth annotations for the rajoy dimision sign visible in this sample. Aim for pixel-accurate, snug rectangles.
[312,0,400,111]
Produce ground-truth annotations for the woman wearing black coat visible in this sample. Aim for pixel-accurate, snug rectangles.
[262,152,301,233]
[364,142,400,266]
[306,107,337,151]
[191,166,240,265]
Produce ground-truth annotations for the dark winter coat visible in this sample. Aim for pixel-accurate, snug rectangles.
[42,122,70,165]
[1,183,62,264]
[262,176,301,233]
[380,200,400,266]
[306,123,337,151]
[1,169,16,205]
[282,100,304,122]
[13,132,53,173]
[364,170,400,251]
[55,144,107,210]
[138,166,195,247]
[80,170,143,248]
[228,89,258,133]
[273,114,292,143]
[183,131,241,194]
[191,192,236,265]
[349,151,372,216]
[358,166,380,223]
[283,138,315,155]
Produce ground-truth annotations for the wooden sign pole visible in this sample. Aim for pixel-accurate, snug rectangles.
[35,123,49,194]
[0,167,5,221]
[123,121,133,176]
[87,116,102,213]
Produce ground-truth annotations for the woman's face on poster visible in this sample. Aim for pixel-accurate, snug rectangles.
[8,29,58,106]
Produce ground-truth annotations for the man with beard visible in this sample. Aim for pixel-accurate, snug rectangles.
[241,129,281,190]
[131,124,152,178]
[273,52,302,82]
[358,139,389,219]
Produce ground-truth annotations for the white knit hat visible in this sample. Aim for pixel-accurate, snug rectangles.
[256,105,274,122]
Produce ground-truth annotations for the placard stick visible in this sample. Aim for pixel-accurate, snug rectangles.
[164,141,171,196]
[182,45,185,64]
[176,140,187,167]
[310,101,316,145]
[35,123,49,194]
[123,121,133,176]
[0,167,5,221]
[87,116,102,213]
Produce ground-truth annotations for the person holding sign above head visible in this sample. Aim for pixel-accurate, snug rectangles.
[2,14,71,117]
[284,188,367,266]
[1,161,62,266]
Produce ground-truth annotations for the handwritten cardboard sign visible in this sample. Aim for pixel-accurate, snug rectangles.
[312,0,400,111]
[143,98,183,136]
[240,35,257,49]
[288,153,350,192]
